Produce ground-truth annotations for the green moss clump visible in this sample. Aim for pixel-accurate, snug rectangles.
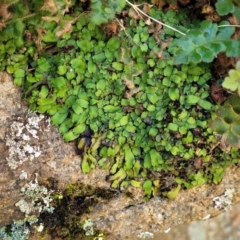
[38,183,115,239]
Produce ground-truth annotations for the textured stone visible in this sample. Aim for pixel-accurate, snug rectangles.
[1,71,240,239]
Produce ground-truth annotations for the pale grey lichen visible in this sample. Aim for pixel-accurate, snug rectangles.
[202,214,211,220]
[1,174,51,240]
[5,113,50,169]
[15,174,54,217]
[36,223,44,233]
[96,233,104,240]
[164,228,171,233]
[19,170,28,180]
[0,216,40,240]
[137,231,154,239]
[213,188,235,210]
[2,113,52,239]
[0,220,30,240]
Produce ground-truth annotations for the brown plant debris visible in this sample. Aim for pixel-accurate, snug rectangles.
[210,83,227,104]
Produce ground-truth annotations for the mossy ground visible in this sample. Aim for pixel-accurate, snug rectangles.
[37,183,117,239]
[1,0,240,198]
[0,1,239,216]
[0,0,240,238]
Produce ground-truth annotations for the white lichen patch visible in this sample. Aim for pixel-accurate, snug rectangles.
[213,188,235,211]
[19,170,28,180]
[5,112,50,169]
[15,174,54,217]
[137,231,154,239]
[15,199,35,216]
[202,214,211,220]
[164,228,171,233]
[0,215,41,239]
[36,223,44,233]
[0,220,30,240]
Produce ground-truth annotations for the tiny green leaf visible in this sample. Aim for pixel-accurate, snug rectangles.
[51,111,68,126]
[37,57,51,72]
[65,95,77,107]
[215,0,235,16]
[143,180,152,198]
[210,117,229,134]
[225,131,240,147]
[39,86,49,98]
[168,87,179,101]
[231,122,240,136]
[109,168,126,183]
[119,115,129,126]
[144,153,152,169]
[196,46,215,63]
[140,43,148,52]
[96,79,106,90]
[72,102,83,115]
[165,184,181,199]
[112,62,123,71]
[163,66,173,77]
[82,155,90,173]
[76,99,89,108]
[186,95,200,104]
[225,40,239,58]
[147,104,156,112]
[13,77,23,86]
[150,149,163,167]
[73,123,86,135]
[14,69,25,78]
[130,180,141,188]
[217,21,235,40]
[126,124,136,133]
[198,99,212,110]
[147,93,159,104]
[63,130,79,142]
[149,128,158,136]
[188,66,203,76]
[58,65,67,75]
[124,145,134,170]
[51,77,66,89]
[168,123,178,131]
[104,105,120,112]
[107,36,121,51]
[38,96,56,106]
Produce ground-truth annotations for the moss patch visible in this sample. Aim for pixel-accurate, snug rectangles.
[38,183,117,239]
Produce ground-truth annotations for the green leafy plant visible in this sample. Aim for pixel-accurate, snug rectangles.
[1,0,240,200]
[222,61,240,95]
[210,95,240,148]
[169,20,240,65]
[215,0,236,16]
[210,61,240,149]
[90,0,126,24]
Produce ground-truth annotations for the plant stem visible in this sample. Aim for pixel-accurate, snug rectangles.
[125,0,186,36]
[218,25,240,28]
[21,13,36,21]
[7,13,36,24]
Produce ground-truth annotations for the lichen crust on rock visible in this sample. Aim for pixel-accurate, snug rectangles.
[5,113,50,169]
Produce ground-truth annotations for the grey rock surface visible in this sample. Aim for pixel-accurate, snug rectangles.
[1,71,240,240]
